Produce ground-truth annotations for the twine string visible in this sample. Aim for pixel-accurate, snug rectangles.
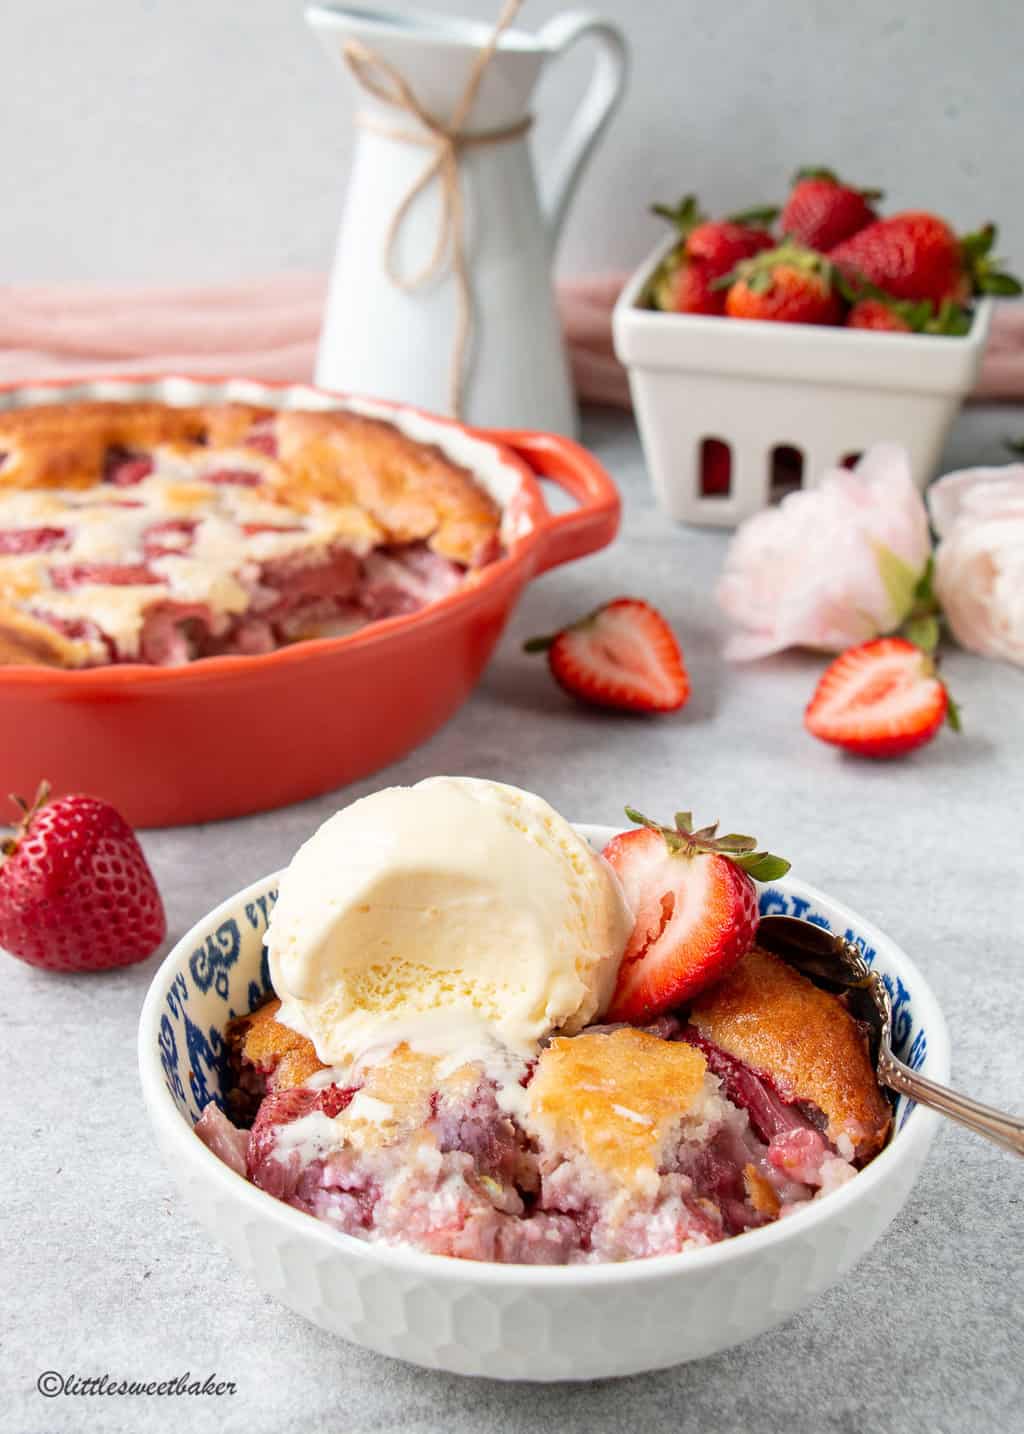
[342,0,530,417]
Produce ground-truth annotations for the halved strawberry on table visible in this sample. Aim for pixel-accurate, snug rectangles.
[604,809,790,1023]
[524,597,689,713]
[804,637,960,759]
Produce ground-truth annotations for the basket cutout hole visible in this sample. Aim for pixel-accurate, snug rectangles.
[700,438,732,498]
[770,445,804,501]
[841,451,863,470]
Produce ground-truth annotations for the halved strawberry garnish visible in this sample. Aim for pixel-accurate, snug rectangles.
[604,809,789,1023]
[804,636,959,759]
[0,527,69,555]
[525,597,689,713]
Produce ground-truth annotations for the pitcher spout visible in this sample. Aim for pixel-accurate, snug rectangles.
[305,3,545,131]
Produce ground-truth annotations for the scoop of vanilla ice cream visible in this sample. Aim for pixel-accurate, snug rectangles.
[266,777,633,1064]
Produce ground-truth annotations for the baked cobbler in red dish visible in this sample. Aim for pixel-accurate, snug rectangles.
[0,401,501,667]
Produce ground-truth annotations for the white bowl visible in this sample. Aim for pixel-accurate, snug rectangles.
[612,235,991,528]
[138,824,949,1380]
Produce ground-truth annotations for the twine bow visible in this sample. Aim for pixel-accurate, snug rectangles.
[342,0,530,418]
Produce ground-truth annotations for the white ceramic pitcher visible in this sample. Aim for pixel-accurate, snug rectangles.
[306,3,628,435]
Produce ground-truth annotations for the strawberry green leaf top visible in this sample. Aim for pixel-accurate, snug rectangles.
[623,807,791,882]
[651,194,706,235]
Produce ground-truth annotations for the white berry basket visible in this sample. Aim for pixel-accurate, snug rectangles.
[612,235,992,528]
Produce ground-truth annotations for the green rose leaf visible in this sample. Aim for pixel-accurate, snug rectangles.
[873,542,923,627]
[902,614,940,654]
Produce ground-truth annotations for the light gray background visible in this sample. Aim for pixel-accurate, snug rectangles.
[2,5,1023,1433]
[2,0,1022,284]
[3,409,1023,1434]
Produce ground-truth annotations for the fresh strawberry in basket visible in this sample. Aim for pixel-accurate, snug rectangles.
[645,195,776,315]
[525,598,689,713]
[846,295,972,334]
[604,808,789,1021]
[0,782,166,971]
[780,167,881,251]
[830,212,1022,305]
[721,244,844,325]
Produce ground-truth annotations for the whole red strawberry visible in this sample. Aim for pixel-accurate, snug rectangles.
[525,597,689,713]
[604,808,790,1022]
[660,261,725,317]
[847,298,915,332]
[647,195,776,315]
[846,295,972,334]
[723,244,843,325]
[830,212,1022,306]
[683,208,778,275]
[0,783,166,971]
[780,167,881,251]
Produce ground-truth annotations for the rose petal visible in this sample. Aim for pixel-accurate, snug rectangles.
[716,444,930,660]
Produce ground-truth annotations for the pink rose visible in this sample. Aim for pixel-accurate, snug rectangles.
[716,444,932,660]
[929,465,1024,666]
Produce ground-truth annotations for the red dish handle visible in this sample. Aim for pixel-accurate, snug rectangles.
[488,429,621,574]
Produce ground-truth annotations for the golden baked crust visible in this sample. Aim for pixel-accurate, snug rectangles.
[527,1028,709,1188]
[0,401,212,489]
[230,1001,482,1154]
[273,409,501,565]
[690,945,891,1160]
[0,400,499,562]
[0,607,84,666]
[229,997,326,1091]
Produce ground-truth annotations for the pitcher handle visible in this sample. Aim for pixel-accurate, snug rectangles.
[536,11,629,245]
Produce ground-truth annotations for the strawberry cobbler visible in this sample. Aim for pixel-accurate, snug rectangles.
[196,783,890,1266]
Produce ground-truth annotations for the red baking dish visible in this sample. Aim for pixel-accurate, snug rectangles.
[0,376,620,827]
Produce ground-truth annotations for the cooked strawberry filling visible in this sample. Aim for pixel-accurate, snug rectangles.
[0,526,69,554]
[205,468,263,487]
[50,562,162,589]
[196,1011,862,1266]
[244,426,278,457]
[142,519,200,559]
[103,447,155,485]
[5,518,476,666]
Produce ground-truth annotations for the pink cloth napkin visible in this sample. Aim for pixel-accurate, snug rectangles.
[1,273,1022,404]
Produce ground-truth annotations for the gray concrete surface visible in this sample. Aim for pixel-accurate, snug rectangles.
[2,0,1022,285]
[2,405,1022,1433]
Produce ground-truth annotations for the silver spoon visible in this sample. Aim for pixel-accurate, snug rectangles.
[757,915,1024,1158]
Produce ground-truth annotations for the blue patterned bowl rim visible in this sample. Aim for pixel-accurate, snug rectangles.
[138,823,950,1285]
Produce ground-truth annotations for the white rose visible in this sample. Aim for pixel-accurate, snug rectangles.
[929,465,1024,666]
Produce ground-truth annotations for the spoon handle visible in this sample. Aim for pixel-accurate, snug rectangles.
[879,1052,1024,1156]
